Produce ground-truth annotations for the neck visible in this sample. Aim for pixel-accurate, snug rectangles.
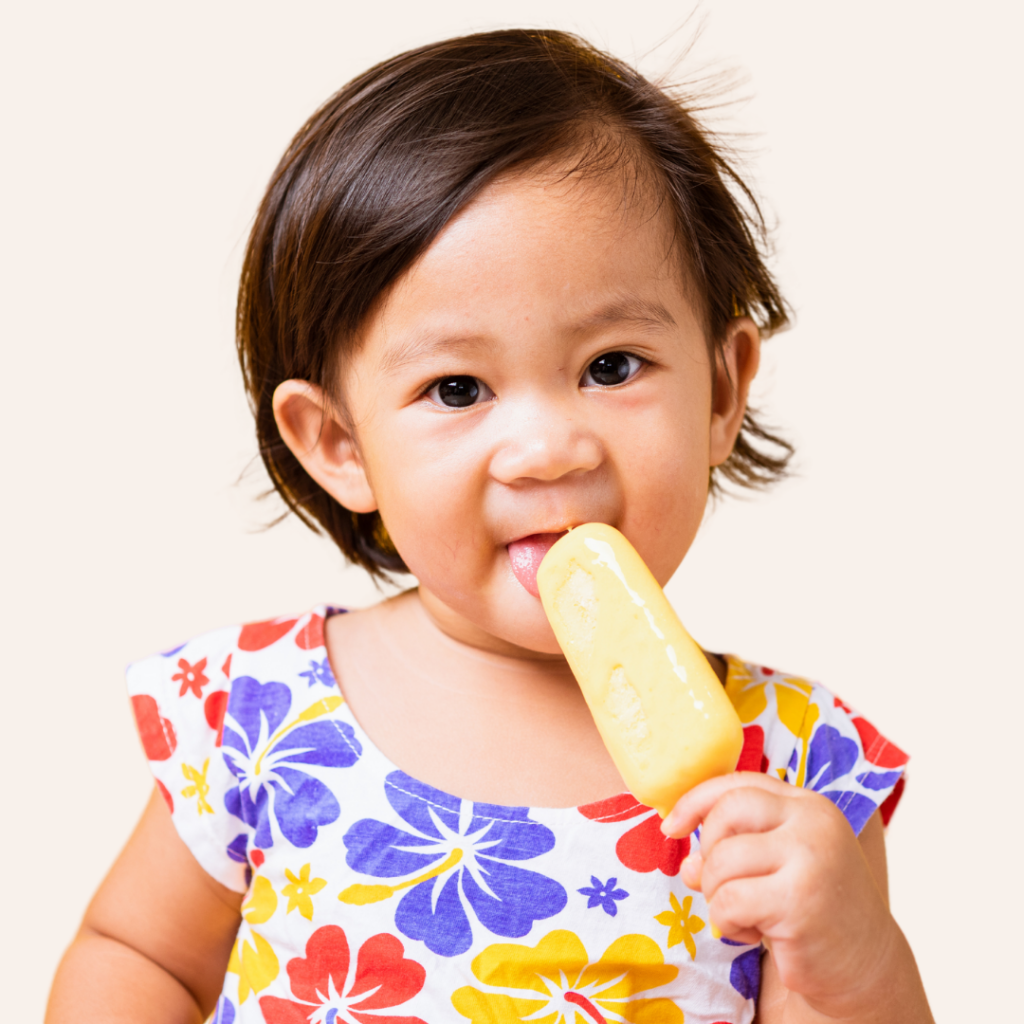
[413,586,728,686]
[416,585,567,663]
[360,590,579,704]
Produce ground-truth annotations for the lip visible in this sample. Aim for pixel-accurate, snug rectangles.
[504,526,573,547]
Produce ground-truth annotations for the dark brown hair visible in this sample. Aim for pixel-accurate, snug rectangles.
[237,28,792,579]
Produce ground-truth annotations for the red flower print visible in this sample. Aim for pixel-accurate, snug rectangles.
[850,714,909,770]
[579,727,768,876]
[735,725,769,774]
[205,690,229,747]
[831,697,908,825]
[295,614,325,651]
[831,696,908,769]
[172,657,210,699]
[879,775,906,826]
[238,617,299,651]
[156,779,174,813]
[259,925,427,1024]
[579,793,689,875]
[131,694,177,760]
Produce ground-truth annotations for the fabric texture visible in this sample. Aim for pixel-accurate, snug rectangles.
[127,606,908,1024]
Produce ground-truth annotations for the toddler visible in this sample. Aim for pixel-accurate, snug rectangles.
[47,29,933,1024]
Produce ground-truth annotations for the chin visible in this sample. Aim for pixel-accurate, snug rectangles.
[509,628,565,656]
[482,586,566,656]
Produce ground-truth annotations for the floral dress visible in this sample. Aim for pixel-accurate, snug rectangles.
[127,606,909,1024]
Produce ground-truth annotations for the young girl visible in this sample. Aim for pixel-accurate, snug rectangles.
[47,29,933,1024]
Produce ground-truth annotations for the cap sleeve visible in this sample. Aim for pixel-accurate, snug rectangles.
[126,628,249,892]
[724,658,910,835]
[785,686,910,834]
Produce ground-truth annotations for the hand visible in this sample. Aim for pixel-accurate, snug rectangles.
[662,773,902,1018]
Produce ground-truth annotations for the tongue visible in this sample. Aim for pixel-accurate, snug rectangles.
[508,533,564,597]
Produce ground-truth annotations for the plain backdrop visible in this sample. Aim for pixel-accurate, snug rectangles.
[3,0,1021,1018]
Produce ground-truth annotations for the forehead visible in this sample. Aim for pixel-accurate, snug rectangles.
[357,159,703,371]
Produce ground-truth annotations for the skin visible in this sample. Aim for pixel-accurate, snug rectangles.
[47,163,932,1022]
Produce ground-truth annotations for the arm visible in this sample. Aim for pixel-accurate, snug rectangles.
[46,789,243,1024]
[663,775,933,1024]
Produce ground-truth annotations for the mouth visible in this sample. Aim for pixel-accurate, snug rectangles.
[507,532,568,598]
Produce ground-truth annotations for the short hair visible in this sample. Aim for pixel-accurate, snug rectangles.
[237,28,793,580]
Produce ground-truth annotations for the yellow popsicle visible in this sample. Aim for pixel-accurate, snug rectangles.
[537,523,743,817]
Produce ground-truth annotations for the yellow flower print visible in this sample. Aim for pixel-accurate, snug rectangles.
[725,658,815,738]
[774,675,813,737]
[282,863,327,920]
[226,926,279,1004]
[452,929,683,1023]
[242,876,277,925]
[724,657,765,723]
[793,701,820,789]
[654,893,705,959]
[180,759,213,815]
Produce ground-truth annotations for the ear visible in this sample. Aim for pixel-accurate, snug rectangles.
[709,317,761,467]
[272,380,378,514]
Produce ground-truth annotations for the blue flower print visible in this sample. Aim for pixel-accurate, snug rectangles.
[211,996,235,1024]
[221,676,362,849]
[226,833,248,864]
[299,657,335,688]
[342,771,567,958]
[805,725,858,792]
[856,769,903,791]
[806,725,883,834]
[730,946,762,1001]
[577,876,629,916]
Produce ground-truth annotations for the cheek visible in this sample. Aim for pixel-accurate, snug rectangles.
[363,424,490,569]
[615,397,712,581]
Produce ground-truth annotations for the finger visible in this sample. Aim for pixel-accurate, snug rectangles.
[706,873,784,944]
[680,849,703,892]
[662,771,799,837]
[698,786,790,860]
[710,921,762,947]
[699,831,786,905]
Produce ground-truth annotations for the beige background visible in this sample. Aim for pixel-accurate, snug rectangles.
[3,0,1021,1018]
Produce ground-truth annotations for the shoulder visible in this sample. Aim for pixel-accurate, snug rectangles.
[724,656,910,833]
[127,606,341,702]
[124,606,347,890]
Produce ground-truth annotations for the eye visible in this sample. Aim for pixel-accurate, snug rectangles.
[581,351,644,388]
[426,375,494,408]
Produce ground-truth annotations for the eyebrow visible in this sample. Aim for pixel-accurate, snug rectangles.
[377,332,487,377]
[567,297,677,335]
[377,297,677,377]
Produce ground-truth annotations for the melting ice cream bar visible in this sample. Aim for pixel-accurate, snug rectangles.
[537,523,743,817]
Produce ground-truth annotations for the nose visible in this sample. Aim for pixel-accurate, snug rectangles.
[488,402,604,485]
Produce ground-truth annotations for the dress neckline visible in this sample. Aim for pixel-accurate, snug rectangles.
[313,603,743,816]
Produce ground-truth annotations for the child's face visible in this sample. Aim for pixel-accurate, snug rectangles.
[279,161,758,657]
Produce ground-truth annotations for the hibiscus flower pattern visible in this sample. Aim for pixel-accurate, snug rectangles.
[728,660,908,834]
[780,719,906,833]
[451,929,683,1023]
[222,680,362,849]
[127,611,908,1023]
[260,925,427,1024]
[342,772,567,957]
[775,700,909,834]
[578,725,769,877]
[578,793,689,876]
